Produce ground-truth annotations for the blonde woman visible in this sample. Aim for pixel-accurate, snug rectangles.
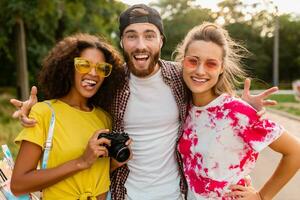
[175,23,300,200]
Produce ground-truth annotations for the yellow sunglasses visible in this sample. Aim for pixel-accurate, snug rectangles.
[74,57,112,77]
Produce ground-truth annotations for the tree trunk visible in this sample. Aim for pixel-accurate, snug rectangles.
[15,17,29,100]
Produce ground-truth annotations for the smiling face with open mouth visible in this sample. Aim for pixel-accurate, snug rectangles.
[72,48,105,100]
[183,40,224,106]
[121,23,162,78]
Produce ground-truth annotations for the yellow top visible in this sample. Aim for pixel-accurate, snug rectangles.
[15,100,111,200]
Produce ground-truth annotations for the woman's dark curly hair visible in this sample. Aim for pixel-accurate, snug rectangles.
[38,33,125,111]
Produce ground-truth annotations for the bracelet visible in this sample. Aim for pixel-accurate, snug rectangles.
[257,192,263,200]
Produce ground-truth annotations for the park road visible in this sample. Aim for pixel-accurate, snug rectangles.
[251,111,300,200]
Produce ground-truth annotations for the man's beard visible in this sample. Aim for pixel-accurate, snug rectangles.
[123,50,160,77]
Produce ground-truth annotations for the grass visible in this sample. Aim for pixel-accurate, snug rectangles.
[271,105,300,116]
[0,93,21,159]
[268,94,298,103]
[267,94,300,117]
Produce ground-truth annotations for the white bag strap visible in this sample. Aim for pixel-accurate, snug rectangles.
[41,101,55,169]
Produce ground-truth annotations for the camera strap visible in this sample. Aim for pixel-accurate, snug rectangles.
[41,101,56,169]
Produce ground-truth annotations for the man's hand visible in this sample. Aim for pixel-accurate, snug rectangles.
[242,78,278,116]
[10,86,38,127]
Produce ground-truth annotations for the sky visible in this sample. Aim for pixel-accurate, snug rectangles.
[120,0,300,15]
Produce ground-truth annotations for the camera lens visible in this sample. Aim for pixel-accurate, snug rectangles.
[115,147,130,162]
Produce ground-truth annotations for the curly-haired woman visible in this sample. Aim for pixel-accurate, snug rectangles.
[11,33,125,200]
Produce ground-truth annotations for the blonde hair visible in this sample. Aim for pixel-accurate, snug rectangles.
[174,22,248,96]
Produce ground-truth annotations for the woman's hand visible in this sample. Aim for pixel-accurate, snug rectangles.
[78,129,111,170]
[241,78,278,115]
[228,184,262,200]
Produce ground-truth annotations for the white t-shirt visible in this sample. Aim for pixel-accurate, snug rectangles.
[178,94,284,199]
[124,69,182,200]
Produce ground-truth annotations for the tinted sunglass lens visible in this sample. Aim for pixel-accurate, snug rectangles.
[185,57,198,68]
[95,64,111,77]
[77,64,90,73]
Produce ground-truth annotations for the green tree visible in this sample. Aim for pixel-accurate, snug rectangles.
[276,15,300,83]
[152,0,215,60]
[217,0,245,24]
[0,0,126,97]
[153,0,300,87]
[216,0,300,87]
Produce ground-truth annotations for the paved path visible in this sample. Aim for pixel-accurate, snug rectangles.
[250,111,300,200]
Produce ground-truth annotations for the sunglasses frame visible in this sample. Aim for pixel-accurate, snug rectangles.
[183,55,221,70]
[74,57,112,77]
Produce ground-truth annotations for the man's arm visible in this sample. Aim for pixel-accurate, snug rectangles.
[10,86,38,127]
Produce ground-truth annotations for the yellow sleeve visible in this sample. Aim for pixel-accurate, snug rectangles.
[14,102,52,149]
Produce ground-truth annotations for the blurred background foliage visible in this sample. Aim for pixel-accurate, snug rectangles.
[0,0,126,90]
[153,0,300,88]
[0,0,300,93]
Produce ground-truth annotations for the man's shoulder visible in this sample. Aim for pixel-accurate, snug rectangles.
[159,59,182,77]
[160,59,181,68]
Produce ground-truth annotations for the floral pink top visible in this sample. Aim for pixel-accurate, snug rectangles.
[178,94,283,200]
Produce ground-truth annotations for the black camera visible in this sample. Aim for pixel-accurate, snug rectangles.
[98,132,130,162]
